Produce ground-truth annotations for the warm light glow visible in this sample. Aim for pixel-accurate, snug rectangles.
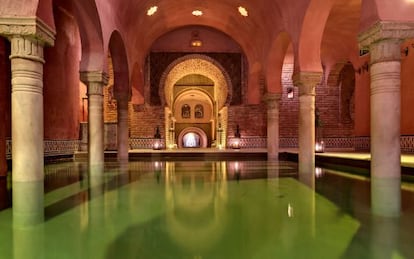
[232,138,240,149]
[183,132,200,147]
[315,140,325,153]
[190,39,202,47]
[288,203,294,218]
[315,167,324,178]
[238,6,248,17]
[287,87,294,99]
[192,10,203,16]
[153,139,162,150]
[147,6,158,16]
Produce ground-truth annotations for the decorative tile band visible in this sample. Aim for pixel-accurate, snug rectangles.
[6,139,80,159]
[44,140,80,157]
[4,136,414,158]
[129,138,165,149]
[227,137,267,149]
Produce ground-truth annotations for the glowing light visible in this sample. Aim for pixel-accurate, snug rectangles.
[315,140,325,153]
[288,203,294,218]
[315,167,324,178]
[147,6,158,16]
[192,10,203,16]
[238,6,248,17]
[183,132,200,147]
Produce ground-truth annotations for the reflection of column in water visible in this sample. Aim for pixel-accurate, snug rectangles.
[266,161,280,179]
[369,215,400,259]
[371,177,400,217]
[298,168,316,237]
[13,224,44,259]
[13,181,44,227]
[86,169,105,258]
[0,177,9,210]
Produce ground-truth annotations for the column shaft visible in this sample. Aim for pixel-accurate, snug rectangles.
[370,39,401,216]
[9,36,46,226]
[294,72,321,175]
[81,71,108,171]
[299,94,315,174]
[88,82,104,168]
[265,93,281,160]
[10,36,44,182]
[117,97,129,162]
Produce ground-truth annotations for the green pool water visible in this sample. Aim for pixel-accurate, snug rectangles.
[0,160,413,259]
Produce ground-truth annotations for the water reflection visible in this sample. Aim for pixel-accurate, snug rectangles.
[0,175,10,210]
[1,160,414,258]
[165,161,227,253]
[13,224,44,259]
[13,180,44,227]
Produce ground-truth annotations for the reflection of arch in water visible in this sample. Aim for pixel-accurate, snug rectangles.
[177,127,208,148]
[164,161,228,253]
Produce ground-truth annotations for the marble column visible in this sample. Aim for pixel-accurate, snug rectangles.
[293,72,322,175]
[80,71,108,172]
[116,95,129,162]
[359,21,414,217]
[264,93,281,160]
[0,18,55,226]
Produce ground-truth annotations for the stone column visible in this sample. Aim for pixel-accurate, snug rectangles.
[293,72,322,175]
[80,71,108,171]
[116,95,129,162]
[0,17,55,226]
[359,21,414,217]
[264,93,281,160]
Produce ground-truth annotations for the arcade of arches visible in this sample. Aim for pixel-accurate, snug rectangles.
[1,1,414,216]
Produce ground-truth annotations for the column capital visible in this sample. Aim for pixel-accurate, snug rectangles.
[358,21,414,49]
[292,72,322,96]
[80,71,109,85]
[9,36,45,63]
[263,93,281,110]
[0,17,55,47]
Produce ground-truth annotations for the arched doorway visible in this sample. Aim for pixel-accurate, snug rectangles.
[177,127,208,148]
[160,54,232,149]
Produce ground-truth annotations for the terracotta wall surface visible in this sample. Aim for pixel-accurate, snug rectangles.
[401,40,414,135]
[0,39,10,138]
[353,55,371,136]
[0,38,10,175]
[43,8,81,140]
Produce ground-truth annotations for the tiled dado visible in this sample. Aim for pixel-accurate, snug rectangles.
[227,137,267,149]
[4,136,414,157]
[281,136,414,153]
[129,138,165,149]
[6,139,79,159]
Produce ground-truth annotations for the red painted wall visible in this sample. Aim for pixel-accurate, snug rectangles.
[401,40,414,135]
[0,38,11,175]
[43,8,81,140]
[354,56,371,137]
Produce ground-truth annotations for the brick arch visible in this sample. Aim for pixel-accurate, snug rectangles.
[266,31,293,94]
[108,30,130,99]
[159,54,232,109]
[296,0,334,73]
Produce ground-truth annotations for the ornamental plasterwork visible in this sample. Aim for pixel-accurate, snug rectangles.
[0,16,56,46]
[160,54,232,109]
